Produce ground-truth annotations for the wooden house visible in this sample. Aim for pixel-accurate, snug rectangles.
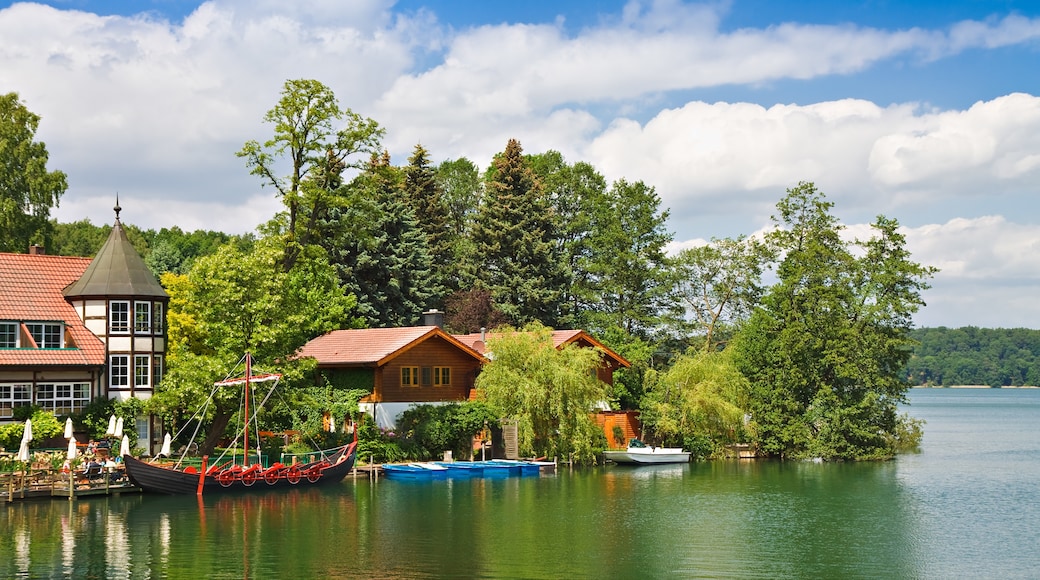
[296,326,486,428]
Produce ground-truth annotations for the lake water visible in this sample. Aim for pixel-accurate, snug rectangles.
[2,388,1039,579]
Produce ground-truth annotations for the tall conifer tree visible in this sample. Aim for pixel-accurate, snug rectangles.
[403,144,453,303]
[337,152,435,327]
[470,139,565,327]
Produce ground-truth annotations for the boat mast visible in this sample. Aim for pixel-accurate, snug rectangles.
[244,352,250,468]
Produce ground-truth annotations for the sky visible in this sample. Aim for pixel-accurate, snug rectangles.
[1,0,1039,329]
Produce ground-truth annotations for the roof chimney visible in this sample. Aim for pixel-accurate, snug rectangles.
[423,309,444,328]
[29,244,45,255]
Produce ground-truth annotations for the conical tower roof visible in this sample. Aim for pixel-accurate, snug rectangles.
[63,202,168,299]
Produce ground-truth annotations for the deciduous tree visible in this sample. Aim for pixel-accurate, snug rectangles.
[0,93,67,253]
[475,323,609,464]
[238,79,383,270]
[733,182,935,459]
[156,237,357,454]
[671,235,771,351]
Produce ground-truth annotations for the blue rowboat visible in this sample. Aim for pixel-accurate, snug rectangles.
[381,463,448,480]
[470,460,522,476]
[433,462,484,476]
[487,459,541,475]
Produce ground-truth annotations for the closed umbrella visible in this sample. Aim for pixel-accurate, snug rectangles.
[159,433,172,457]
[64,417,74,439]
[16,439,30,462]
[16,419,32,461]
[114,417,124,438]
[106,415,116,436]
[67,437,78,460]
[119,435,131,458]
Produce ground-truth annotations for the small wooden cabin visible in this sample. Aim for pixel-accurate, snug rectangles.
[296,326,486,428]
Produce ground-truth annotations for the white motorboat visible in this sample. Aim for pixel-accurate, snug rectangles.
[603,440,691,464]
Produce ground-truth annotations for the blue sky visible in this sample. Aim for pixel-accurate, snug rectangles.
[2,0,1040,328]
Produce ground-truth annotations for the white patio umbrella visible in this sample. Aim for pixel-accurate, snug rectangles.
[119,435,130,458]
[16,439,30,462]
[159,433,172,457]
[67,436,78,460]
[64,417,74,439]
[114,417,124,438]
[16,418,32,461]
[106,415,116,436]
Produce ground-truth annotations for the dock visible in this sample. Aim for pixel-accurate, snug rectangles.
[2,468,141,503]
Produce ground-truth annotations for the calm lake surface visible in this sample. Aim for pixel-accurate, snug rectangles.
[3,388,1039,579]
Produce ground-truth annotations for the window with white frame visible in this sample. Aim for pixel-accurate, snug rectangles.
[0,322,16,348]
[135,355,151,388]
[135,301,151,333]
[110,301,130,333]
[0,384,31,418]
[26,322,63,348]
[153,302,164,334]
[110,355,129,387]
[35,383,90,415]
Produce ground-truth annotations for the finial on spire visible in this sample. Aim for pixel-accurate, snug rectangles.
[114,194,122,223]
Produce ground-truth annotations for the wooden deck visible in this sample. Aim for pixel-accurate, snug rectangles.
[2,468,141,502]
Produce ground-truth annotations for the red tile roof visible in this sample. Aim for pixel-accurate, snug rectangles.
[297,326,485,367]
[453,329,630,367]
[0,252,106,367]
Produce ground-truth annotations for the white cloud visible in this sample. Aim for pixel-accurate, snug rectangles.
[3,0,1040,327]
[905,217,1040,328]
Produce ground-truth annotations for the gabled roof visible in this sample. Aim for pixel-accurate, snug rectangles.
[297,326,485,367]
[0,252,106,366]
[63,215,167,299]
[453,329,631,368]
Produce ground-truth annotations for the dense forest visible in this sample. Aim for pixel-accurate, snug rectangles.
[4,82,941,461]
[906,327,1040,387]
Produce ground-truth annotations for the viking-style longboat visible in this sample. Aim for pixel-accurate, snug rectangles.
[123,354,357,495]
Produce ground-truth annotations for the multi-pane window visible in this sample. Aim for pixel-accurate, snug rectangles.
[434,367,451,386]
[135,301,151,333]
[110,355,129,387]
[153,355,164,386]
[26,322,62,348]
[401,366,419,387]
[0,384,31,418]
[135,355,151,387]
[110,301,130,333]
[0,322,16,348]
[35,383,90,415]
[153,303,164,334]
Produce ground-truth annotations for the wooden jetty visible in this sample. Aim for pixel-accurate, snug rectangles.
[2,467,141,502]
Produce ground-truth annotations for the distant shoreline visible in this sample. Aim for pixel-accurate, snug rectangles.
[913,385,1039,389]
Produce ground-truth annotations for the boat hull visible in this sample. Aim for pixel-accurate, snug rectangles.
[382,463,448,480]
[123,442,357,495]
[604,448,691,464]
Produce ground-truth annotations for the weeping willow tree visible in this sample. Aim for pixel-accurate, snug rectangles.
[475,322,609,464]
[639,348,749,459]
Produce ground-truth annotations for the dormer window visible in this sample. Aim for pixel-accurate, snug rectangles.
[26,322,63,349]
[135,301,151,333]
[0,322,16,348]
[110,301,130,334]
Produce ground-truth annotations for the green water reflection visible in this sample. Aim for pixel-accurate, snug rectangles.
[3,389,1039,578]
[1,461,920,579]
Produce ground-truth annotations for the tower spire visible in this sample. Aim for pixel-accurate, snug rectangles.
[114,194,122,223]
